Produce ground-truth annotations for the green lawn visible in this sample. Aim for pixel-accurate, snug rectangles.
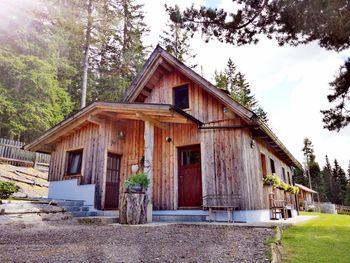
[282,212,350,263]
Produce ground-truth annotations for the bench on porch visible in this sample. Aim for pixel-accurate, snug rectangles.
[202,194,242,223]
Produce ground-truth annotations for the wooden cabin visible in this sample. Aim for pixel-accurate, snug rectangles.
[295,183,318,210]
[25,46,302,222]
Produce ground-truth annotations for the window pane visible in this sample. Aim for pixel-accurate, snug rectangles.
[182,150,200,165]
[260,153,267,177]
[174,85,189,109]
[270,158,276,174]
[67,151,82,175]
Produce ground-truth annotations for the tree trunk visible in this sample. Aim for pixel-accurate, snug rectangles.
[81,0,93,109]
[119,193,147,224]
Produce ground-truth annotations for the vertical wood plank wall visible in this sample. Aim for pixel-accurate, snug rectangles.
[48,69,297,210]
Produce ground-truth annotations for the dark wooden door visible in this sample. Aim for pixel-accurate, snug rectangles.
[105,153,121,210]
[178,145,202,208]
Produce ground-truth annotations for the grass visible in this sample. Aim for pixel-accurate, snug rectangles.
[282,212,350,263]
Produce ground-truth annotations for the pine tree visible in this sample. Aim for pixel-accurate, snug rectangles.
[160,5,196,67]
[332,159,348,204]
[293,167,308,186]
[322,155,333,202]
[345,183,350,206]
[214,58,268,123]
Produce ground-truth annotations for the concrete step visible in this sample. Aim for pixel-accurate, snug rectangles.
[75,216,118,225]
[152,210,208,222]
[81,206,89,212]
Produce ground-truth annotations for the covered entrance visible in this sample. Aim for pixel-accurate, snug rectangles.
[178,145,202,208]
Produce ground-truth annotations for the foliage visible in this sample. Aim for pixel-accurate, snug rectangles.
[287,185,299,195]
[263,174,279,187]
[0,180,19,199]
[321,58,350,131]
[160,5,196,68]
[263,174,298,193]
[167,1,350,130]
[124,172,150,191]
[282,212,350,263]
[214,58,269,123]
[344,183,350,206]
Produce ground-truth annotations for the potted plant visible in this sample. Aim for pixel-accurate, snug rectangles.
[124,172,150,193]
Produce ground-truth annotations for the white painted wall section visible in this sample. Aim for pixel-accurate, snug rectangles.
[48,179,95,207]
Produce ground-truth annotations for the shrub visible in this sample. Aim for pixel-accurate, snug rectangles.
[0,180,19,199]
[124,172,150,192]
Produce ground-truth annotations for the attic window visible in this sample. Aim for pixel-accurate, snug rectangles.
[173,85,189,109]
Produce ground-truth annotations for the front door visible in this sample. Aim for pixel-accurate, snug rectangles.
[105,153,121,209]
[178,145,202,208]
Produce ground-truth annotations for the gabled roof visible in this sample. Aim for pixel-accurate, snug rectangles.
[122,45,302,170]
[122,45,255,121]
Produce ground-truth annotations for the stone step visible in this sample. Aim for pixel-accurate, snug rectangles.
[81,206,90,212]
[70,211,89,217]
[53,200,85,207]
[75,216,118,225]
[61,206,81,212]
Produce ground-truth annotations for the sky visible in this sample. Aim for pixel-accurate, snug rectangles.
[142,0,350,170]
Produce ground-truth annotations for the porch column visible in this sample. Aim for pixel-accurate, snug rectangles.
[144,120,154,223]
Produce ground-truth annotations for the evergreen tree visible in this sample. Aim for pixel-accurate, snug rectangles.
[332,159,347,204]
[322,155,333,202]
[293,167,308,186]
[214,58,268,123]
[160,5,196,67]
[166,1,350,130]
[344,183,350,206]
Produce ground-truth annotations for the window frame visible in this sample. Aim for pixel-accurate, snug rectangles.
[260,153,267,177]
[66,149,83,176]
[173,84,190,110]
[270,158,276,174]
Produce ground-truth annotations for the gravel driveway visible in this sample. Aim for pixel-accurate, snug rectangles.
[0,220,273,263]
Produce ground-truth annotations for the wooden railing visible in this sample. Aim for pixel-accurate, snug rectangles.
[0,138,50,169]
[336,205,350,214]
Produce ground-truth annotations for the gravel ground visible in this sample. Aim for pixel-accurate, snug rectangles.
[0,219,274,263]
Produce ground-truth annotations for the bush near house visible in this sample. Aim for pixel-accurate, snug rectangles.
[0,180,19,199]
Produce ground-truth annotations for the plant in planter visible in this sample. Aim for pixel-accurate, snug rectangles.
[278,181,289,191]
[124,172,150,193]
[287,185,299,194]
[263,174,280,188]
[0,180,19,199]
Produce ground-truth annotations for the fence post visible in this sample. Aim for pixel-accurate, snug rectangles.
[34,152,39,169]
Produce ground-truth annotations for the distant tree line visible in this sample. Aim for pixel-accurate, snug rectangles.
[294,138,350,206]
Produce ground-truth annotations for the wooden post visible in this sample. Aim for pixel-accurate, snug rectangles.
[33,152,39,169]
[144,121,154,223]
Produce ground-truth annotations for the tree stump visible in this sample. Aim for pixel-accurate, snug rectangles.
[119,193,147,224]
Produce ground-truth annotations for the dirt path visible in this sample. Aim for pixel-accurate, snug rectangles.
[0,221,273,263]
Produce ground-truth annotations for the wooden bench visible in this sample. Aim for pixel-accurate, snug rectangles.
[269,192,288,220]
[202,194,241,223]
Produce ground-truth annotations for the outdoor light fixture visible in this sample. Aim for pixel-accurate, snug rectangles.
[118,130,125,140]
[131,164,139,173]
[165,137,172,143]
[250,139,256,148]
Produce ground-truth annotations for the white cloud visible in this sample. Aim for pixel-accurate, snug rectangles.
[142,0,350,169]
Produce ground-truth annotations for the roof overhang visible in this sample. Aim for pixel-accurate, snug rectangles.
[24,102,203,153]
[295,183,318,194]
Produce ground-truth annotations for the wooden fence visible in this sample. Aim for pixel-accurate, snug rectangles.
[0,138,50,169]
[336,205,350,215]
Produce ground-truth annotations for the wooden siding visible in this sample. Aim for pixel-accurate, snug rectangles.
[145,70,238,123]
[48,68,297,211]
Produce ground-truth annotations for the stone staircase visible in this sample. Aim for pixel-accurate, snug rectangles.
[52,200,99,217]
[49,199,119,224]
